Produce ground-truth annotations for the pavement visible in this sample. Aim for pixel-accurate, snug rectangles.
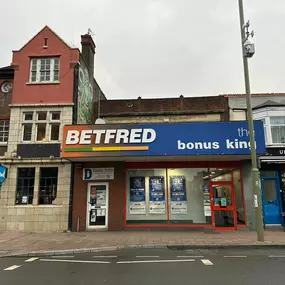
[0,229,285,257]
[1,248,285,284]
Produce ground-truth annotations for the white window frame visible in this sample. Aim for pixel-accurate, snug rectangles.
[29,58,60,83]
[22,123,33,142]
[254,107,285,146]
[21,111,61,142]
[49,123,60,141]
[269,116,285,145]
[0,120,9,144]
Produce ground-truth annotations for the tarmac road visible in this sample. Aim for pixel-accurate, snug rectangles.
[1,247,285,285]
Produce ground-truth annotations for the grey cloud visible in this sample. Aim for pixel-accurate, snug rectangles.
[0,0,284,99]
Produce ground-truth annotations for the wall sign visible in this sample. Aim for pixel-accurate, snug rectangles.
[149,176,166,214]
[266,147,285,156]
[83,168,114,180]
[62,121,266,158]
[129,177,146,215]
[0,166,7,183]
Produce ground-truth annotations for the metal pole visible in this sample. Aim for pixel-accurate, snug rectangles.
[98,89,101,119]
[238,0,264,241]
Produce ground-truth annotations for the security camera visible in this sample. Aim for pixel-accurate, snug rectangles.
[243,40,255,58]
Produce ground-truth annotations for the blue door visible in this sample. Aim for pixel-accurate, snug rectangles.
[261,177,282,225]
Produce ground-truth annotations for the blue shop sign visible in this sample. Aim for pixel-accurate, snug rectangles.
[63,121,266,157]
[0,165,7,183]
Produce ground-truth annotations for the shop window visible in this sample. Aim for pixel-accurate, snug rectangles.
[36,123,46,141]
[210,168,232,181]
[50,124,60,141]
[23,124,33,141]
[15,168,35,205]
[126,169,167,224]
[168,168,211,225]
[38,167,58,205]
[126,168,211,225]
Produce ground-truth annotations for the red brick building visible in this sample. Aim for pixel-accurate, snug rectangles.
[0,26,105,232]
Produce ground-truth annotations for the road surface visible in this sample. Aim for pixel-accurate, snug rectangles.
[1,247,285,285]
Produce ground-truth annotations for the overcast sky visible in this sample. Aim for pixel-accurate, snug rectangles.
[1,0,284,99]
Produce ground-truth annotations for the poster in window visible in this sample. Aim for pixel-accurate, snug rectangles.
[96,190,106,206]
[204,206,211,216]
[170,176,187,214]
[149,176,166,214]
[130,177,146,214]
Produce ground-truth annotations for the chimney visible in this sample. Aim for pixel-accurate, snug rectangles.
[81,34,96,78]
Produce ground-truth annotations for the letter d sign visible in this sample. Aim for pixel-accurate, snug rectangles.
[83,169,92,180]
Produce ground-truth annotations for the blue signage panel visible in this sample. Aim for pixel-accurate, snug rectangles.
[0,166,7,183]
[130,177,146,202]
[63,121,266,157]
[170,176,187,202]
[149,176,165,202]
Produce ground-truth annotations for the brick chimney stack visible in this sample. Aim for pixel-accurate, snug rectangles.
[81,34,96,78]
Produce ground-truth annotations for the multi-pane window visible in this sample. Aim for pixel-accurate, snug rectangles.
[0,120,9,143]
[30,58,60,83]
[270,117,285,144]
[257,116,285,145]
[15,168,35,205]
[39,168,58,205]
[22,111,61,142]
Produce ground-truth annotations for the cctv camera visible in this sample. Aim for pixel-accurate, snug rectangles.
[243,40,255,58]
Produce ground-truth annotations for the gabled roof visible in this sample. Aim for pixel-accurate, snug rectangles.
[253,100,285,110]
[14,25,78,52]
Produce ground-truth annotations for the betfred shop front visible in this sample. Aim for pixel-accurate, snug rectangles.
[62,121,266,231]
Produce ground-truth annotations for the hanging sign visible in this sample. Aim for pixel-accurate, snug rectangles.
[170,176,187,214]
[129,177,146,214]
[0,165,7,183]
[149,176,166,214]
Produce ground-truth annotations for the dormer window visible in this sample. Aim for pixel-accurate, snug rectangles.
[30,57,60,83]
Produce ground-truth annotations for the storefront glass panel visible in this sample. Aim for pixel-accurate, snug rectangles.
[210,168,232,181]
[126,169,168,224]
[168,168,211,224]
[126,166,245,228]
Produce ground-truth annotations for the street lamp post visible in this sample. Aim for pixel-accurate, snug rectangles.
[238,0,265,241]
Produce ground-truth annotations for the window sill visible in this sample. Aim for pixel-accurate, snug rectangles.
[0,142,7,146]
[26,81,60,86]
[6,205,62,208]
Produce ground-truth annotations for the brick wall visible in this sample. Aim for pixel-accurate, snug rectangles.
[0,79,12,118]
[72,162,126,231]
[94,95,230,122]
